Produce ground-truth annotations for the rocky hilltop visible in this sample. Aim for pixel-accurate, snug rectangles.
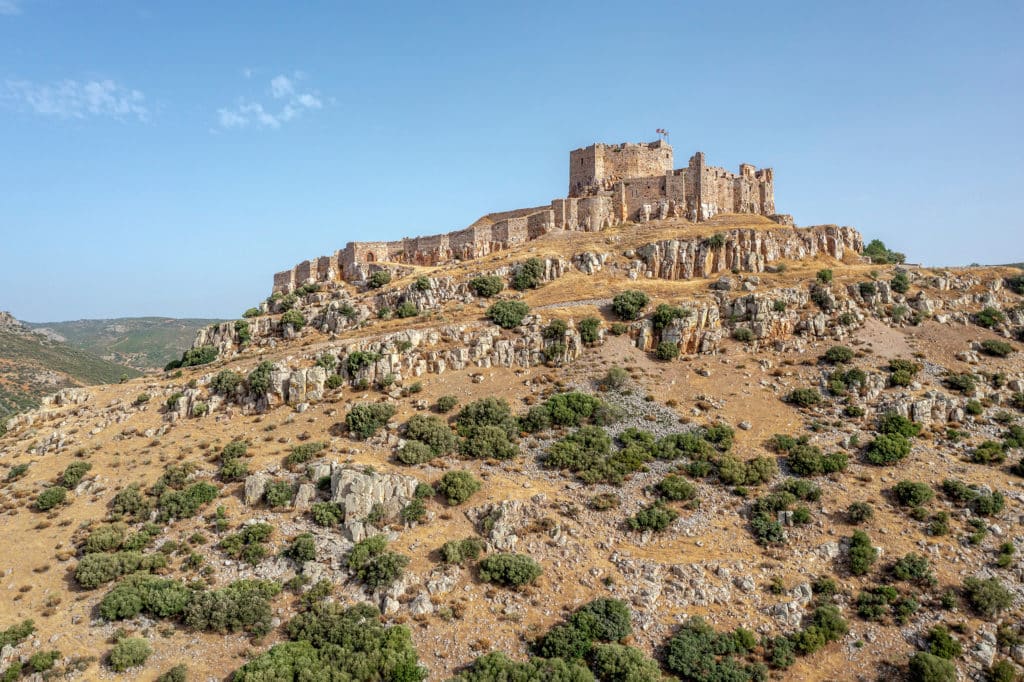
[1,211,1023,682]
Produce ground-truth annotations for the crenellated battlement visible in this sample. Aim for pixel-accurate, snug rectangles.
[271,139,789,292]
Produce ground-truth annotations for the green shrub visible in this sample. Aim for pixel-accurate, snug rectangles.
[589,644,662,681]
[786,444,847,476]
[651,304,690,331]
[0,620,34,649]
[246,361,275,395]
[35,486,66,511]
[400,499,426,523]
[892,553,936,586]
[732,327,754,342]
[981,339,1015,357]
[156,664,188,682]
[109,637,151,672]
[280,308,306,330]
[656,475,697,501]
[478,553,542,587]
[395,301,418,318]
[891,271,910,293]
[816,269,833,283]
[944,372,976,393]
[368,270,391,288]
[157,482,219,521]
[486,300,531,329]
[27,650,60,673]
[973,440,1007,465]
[460,424,519,460]
[859,281,877,298]
[627,502,678,532]
[440,537,484,565]
[609,322,628,335]
[284,441,325,468]
[285,533,316,563]
[925,626,962,660]
[963,576,1012,617]
[785,388,822,408]
[863,239,905,265]
[180,345,218,368]
[455,398,516,437]
[908,652,957,682]
[263,481,293,508]
[822,346,854,364]
[654,341,679,361]
[435,395,458,413]
[220,458,248,481]
[220,523,274,565]
[243,307,261,318]
[436,470,481,505]
[877,412,922,438]
[448,652,589,682]
[988,660,1018,682]
[611,290,649,320]
[404,415,457,455]
[579,317,601,344]
[865,433,911,465]
[183,579,281,636]
[310,502,344,527]
[346,403,397,439]
[397,440,436,465]
[347,536,409,590]
[61,461,92,488]
[512,258,545,290]
[663,616,765,681]
[848,531,878,576]
[975,306,1006,328]
[892,481,934,506]
[345,350,380,375]
[469,275,504,298]
[99,574,191,619]
[83,523,126,553]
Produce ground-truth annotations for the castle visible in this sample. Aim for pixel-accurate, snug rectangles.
[273,140,785,291]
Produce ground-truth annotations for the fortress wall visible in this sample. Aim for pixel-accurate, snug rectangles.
[273,269,296,293]
[570,141,673,196]
[527,210,555,238]
[621,176,670,221]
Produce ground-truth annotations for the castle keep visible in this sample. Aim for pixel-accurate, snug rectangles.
[273,140,785,292]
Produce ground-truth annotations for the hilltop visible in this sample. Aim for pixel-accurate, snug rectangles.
[0,141,1023,682]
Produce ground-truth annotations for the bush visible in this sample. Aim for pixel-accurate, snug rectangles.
[486,300,530,329]
[878,412,922,438]
[448,652,588,682]
[397,440,436,465]
[656,475,697,501]
[865,433,911,465]
[284,441,325,468]
[908,652,957,682]
[601,366,630,391]
[963,577,1012,617]
[663,616,765,681]
[180,345,218,368]
[822,346,854,364]
[109,637,151,672]
[611,290,649,320]
[346,403,397,439]
[280,308,306,330]
[246,360,275,395]
[817,269,833,283]
[27,650,59,673]
[892,553,936,586]
[61,461,92,488]
[627,502,678,532]
[263,481,293,508]
[156,665,188,682]
[787,444,848,476]
[925,626,962,660]
[478,553,542,587]
[579,317,601,344]
[863,239,905,265]
[945,373,976,394]
[220,523,274,565]
[243,307,261,318]
[440,537,485,565]
[785,388,822,408]
[394,301,418,318]
[235,603,425,681]
[589,644,662,682]
[973,440,1007,465]
[157,482,219,521]
[455,398,516,438]
[0,620,34,649]
[975,306,1006,328]
[732,327,754,342]
[651,304,690,331]
[436,470,481,505]
[892,481,934,506]
[99,574,191,619]
[84,523,126,553]
[210,370,244,396]
[461,424,519,460]
[183,579,281,636]
[891,271,910,293]
[511,258,545,290]
[368,270,391,288]
[404,414,457,455]
[283,533,316,563]
[310,501,344,527]
[435,395,458,413]
[469,275,504,298]
[654,341,679,361]
[35,486,66,511]
[980,339,1015,357]
[848,531,878,576]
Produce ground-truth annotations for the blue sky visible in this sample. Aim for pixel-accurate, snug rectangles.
[1,1,1021,321]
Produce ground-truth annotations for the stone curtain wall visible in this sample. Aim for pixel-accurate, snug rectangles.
[271,140,782,292]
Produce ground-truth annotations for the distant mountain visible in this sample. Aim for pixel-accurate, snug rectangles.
[0,312,142,419]
[25,316,223,371]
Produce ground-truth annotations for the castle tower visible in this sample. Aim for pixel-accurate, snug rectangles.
[569,140,673,197]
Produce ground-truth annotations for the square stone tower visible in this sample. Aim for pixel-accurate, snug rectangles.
[569,140,673,197]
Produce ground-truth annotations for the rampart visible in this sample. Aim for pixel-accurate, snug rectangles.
[272,139,787,292]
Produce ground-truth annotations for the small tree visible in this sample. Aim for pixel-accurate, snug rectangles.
[469,275,504,298]
[368,270,391,288]
[478,553,542,587]
[655,341,680,361]
[435,470,481,505]
[486,301,530,329]
[611,290,649,320]
[109,638,151,672]
[848,531,878,576]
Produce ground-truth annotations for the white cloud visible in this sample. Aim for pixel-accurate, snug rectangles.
[2,78,148,121]
[0,0,21,16]
[217,73,322,130]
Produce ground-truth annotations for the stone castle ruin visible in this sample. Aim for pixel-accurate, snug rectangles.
[273,140,789,292]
